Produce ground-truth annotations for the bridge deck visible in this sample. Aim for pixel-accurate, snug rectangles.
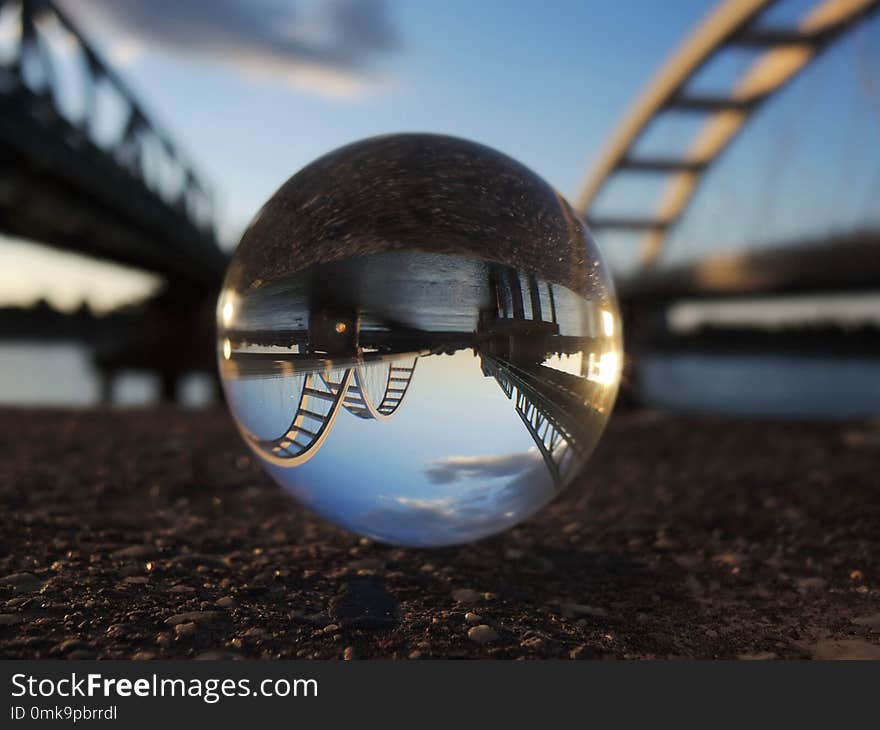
[618,229,880,303]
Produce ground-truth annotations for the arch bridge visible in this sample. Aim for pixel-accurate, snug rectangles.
[577,0,880,282]
[234,354,421,467]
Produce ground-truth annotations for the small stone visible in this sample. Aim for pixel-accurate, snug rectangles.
[215,596,238,609]
[174,622,198,638]
[464,612,483,624]
[343,646,356,660]
[561,522,581,534]
[0,613,22,625]
[562,603,607,618]
[168,585,196,594]
[521,636,545,650]
[111,545,154,559]
[451,588,481,604]
[55,638,89,653]
[105,624,131,639]
[132,651,156,660]
[467,625,499,644]
[321,623,340,634]
[155,632,173,647]
[67,650,95,660]
[195,650,242,660]
[122,576,149,585]
[852,613,880,629]
[738,651,778,660]
[165,611,222,626]
[569,644,594,659]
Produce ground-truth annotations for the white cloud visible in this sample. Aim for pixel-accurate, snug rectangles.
[56,0,399,99]
[425,448,543,485]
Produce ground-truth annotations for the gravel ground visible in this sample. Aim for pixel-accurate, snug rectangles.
[1,407,879,660]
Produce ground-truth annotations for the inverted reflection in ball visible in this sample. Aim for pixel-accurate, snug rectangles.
[218,134,621,546]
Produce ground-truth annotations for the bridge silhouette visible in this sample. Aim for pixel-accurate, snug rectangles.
[2,0,878,399]
[0,0,226,286]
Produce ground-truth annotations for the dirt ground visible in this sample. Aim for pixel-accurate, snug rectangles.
[1,407,879,659]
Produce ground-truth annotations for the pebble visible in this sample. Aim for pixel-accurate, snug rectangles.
[164,611,222,626]
[568,644,592,659]
[343,646,356,660]
[111,545,154,559]
[464,612,483,624]
[737,651,778,660]
[521,636,545,650]
[451,588,481,604]
[105,624,131,639]
[852,613,880,629]
[215,596,238,609]
[561,603,607,618]
[132,651,156,660]
[168,585,196,594]
[467,625,499,644]
[195,650,242,660]
[174,622,198,638]
[0,613,22,625]
[55,638,90,654]
[122,576,149,585]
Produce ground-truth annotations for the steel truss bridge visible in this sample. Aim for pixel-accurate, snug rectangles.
[0,0,226,287]
[481,355,606,490]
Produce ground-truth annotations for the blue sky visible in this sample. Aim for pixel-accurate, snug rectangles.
[1,0,878,310]
[106,0,711,242]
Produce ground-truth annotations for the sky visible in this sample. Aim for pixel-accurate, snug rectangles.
[0,0,878,311]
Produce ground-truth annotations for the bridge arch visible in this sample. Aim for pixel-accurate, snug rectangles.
[343,358,419,420]
[575,0,879,266]
[242,355,420,467]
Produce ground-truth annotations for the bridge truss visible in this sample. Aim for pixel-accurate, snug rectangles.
[0,0,226,286]
[241,355,420,467]
[576,0,880,268]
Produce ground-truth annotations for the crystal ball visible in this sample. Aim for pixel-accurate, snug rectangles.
[217,134,621,546]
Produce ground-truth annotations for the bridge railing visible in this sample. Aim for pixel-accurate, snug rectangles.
[0,0,215,235]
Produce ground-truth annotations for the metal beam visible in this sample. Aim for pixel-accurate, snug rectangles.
[575,0,880,268]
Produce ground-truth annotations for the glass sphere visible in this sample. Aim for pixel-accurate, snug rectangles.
[217,134,621,547]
